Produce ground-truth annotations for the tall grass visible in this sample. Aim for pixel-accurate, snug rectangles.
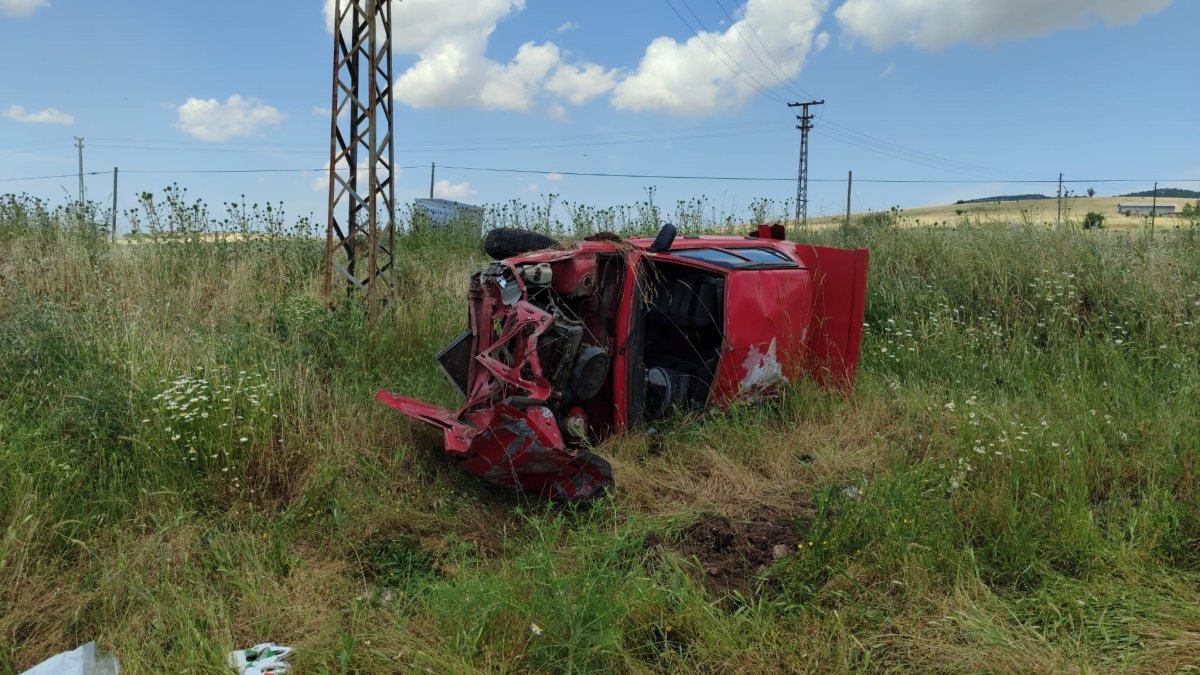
[1,192,1198,672]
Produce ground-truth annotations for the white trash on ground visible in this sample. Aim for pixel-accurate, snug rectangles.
[226,643,294,674]
[20,642,120,675]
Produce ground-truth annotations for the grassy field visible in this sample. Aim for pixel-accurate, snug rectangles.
[810,195,1200,230]
[2,192,1200,673]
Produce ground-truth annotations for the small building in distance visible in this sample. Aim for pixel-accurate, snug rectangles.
[413,198,485,229]
[1117,203,1177,216]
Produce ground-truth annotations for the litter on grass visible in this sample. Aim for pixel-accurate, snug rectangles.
[226,643,294,674]
[20,642,120,675]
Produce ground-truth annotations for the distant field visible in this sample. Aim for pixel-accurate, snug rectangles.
[811,195,1199,229]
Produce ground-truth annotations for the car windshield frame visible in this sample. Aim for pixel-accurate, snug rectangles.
[664,246,799,270]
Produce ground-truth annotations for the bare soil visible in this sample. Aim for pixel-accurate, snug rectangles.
[649,513,807,599]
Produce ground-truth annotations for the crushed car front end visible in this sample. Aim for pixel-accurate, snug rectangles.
[377,245,627,501]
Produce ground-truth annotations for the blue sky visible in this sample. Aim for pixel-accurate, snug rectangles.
[1,0,1196,230]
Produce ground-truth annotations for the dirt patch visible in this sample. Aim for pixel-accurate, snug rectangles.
[649,514,806,599]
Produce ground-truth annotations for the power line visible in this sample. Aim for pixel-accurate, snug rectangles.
[674,0,792,102]
[710,0,813,101]
[434,164,1200,184]
[89,144,325,155]
[1,165,1196,186]
[92,119,792,149]
[813,128,1001,179]
[439,165,795,181]
[83,121,795,156]
[0,139,74,153]
[0,170,107,183]
[88,125,795,156]
[660,0,789,104]
[729,0,819,102]
[818,118,1021,177]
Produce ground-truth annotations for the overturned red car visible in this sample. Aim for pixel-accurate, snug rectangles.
[377,224,868,502]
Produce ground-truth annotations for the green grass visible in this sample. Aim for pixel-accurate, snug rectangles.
[2,193,1199,673]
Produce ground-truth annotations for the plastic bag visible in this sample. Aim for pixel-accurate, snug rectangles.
[20,641,120,675]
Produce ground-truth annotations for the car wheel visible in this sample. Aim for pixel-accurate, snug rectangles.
[484,228,560,260]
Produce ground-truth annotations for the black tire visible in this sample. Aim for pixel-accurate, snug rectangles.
[484,228,559,260]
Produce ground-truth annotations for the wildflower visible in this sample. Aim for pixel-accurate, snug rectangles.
[530,622,544,636]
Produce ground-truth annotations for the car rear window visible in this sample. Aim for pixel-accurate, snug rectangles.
[668,247,797,269]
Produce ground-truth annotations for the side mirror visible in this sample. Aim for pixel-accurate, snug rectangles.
[649,223,677,252]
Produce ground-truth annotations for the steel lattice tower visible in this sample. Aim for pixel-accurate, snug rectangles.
[324,0,396,319]
[788,100,823,226]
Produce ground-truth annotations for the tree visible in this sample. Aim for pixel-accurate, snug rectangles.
[1083,212,1106,230]
[1182,201,1200,226]
[1087,188,1096,198]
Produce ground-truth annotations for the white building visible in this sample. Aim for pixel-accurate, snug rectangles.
[1117,203,1177,216]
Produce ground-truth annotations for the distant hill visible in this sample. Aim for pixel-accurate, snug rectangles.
[1120,188,1200,199]
[955,194,1051,205]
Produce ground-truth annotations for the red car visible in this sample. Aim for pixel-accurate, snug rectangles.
[378,224,868,502]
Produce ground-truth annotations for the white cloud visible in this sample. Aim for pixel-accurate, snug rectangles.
[312,105,331,116]
[836,0,1174,50]
[546,172,564,182]
[612,0,830,115]
[547,101,568,122]
[4,104,72,125]
[175,95,286,141]
[324,0,620,116]
[0,0,48,18]
[479,42,561,111]
[555,20,578,34]
[880,63,895,77]
[434,179,476,200]
[327,0,559,111]
[546,62,619,105]
[326,0,521,54]
[521,182,540,193]
[814,31,831,52]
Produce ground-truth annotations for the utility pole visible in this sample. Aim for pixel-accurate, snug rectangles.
[1151,181,1158,232]
[845,170,853,226]
[75,137,85,217]
[788,100,823,227]
[323,0,396,320]
[111,167,118,243]
[1057,172,1064,228]
[429,162,435,199]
